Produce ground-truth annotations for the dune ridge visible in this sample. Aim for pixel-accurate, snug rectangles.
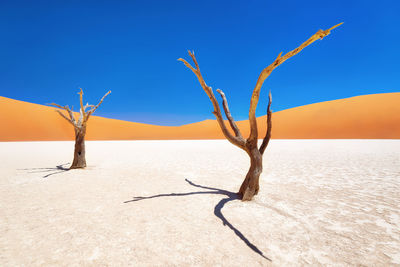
[0,93,399,141]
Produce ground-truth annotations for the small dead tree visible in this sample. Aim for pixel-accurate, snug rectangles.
[51,88,111,169]
[179,23,342,201]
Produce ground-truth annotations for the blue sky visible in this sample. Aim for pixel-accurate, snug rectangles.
[0,0,399,125]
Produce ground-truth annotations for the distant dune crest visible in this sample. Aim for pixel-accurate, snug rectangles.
[0,93,399,141]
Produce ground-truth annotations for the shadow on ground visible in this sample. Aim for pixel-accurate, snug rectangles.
[124,178,271,261]
[18,163,70,178]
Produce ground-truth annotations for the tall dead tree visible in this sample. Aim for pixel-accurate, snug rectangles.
[51,89,111,169]
[179,23,342,201]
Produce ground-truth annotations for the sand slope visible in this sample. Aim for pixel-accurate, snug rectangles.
[0,93,399,141]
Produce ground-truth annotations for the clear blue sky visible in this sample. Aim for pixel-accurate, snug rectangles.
[0,0,399,125]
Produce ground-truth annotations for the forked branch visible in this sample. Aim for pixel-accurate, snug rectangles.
[50,103,79,129]
[55,110,78,128]
[178,52,245,149]
[86,90,111,120]
[247,22,343,142]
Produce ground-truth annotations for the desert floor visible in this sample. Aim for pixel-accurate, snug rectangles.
[0,140,399,266]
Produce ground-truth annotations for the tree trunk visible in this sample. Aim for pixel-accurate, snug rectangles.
[239,147,263,201]
[70,129,86,169]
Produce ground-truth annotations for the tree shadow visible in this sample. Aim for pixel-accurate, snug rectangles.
[124,178,271,261]
[18,163,70,178]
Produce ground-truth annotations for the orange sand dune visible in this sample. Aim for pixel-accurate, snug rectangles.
[0,93,399,141]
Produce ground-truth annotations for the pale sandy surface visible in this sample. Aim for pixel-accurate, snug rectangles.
[0,140,399,266]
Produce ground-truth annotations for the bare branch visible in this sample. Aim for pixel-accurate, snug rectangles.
[179,51,245,149]
[50,103,76,124]
[84,103,94,111]
[178,51,211,95]
[78,88,86,122]
[77,108,84,127]
[49,103,66,110]
[216,89,243,139]
[275,52,283,61]
[86,90,111,121]
[188,50,200,71]
[65,105,76,124]
[247,22,343,143]
[177,57,197,75]
[54,110,79,129]
[259,91,272,155]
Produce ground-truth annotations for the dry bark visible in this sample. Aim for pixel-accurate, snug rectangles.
[51,89,111,169]
[179,23,342,201]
